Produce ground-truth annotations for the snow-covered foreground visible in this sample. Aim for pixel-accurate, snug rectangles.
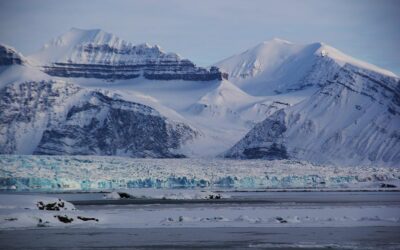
[0,193,399,230]
[0,194,95,229]
[0,155,399,191]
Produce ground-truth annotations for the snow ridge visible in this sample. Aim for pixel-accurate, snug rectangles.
[215,39,397,95]
[30,28,228,81]
[225,63,400,167]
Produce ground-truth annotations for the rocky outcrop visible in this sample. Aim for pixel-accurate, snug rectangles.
[32,29,228,81]
[0,44,26,65]
[225,110,289,160]
[43,61,228,81]
[34,91,197,157]
[0,79,197,157]
[0,80,81,154]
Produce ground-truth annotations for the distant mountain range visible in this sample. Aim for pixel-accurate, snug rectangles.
[0,28,399,166]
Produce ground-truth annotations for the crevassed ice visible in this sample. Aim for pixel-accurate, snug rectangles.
[0,155,398,191]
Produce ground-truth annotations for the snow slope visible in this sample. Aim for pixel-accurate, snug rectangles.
[1,31,400,165]
[215,39,397,95]
[30,27,181,65]
[225,63,400,166]
[0,44,198,157]
[70,76,311,156]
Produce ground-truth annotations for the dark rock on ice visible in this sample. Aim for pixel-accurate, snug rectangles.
[380,183,397,188]
[54,215,74,223]
[37,199,66,211]
[77,216,99,222]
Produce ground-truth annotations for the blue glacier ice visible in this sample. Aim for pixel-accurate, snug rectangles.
[0,155,398,191]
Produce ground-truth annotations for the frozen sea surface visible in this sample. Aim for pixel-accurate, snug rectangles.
[0,155,399,191]
[1,227,400,249]
[1,192,399,229]
[1,156,399,248]
[0,191,399,249]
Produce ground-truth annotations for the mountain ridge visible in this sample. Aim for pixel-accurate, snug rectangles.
[28,28,228,81]
[225,63,400,166]
[215,39,397,96]
[0,29,399,166]
[0,43,199,157]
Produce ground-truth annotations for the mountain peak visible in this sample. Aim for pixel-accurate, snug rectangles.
[266,38,293,44]
[69,27,101,33]
[42,28,167,53]
[313,43,397,77]
[0,43,27,66]
[30,28,182,65]
[43,28,121,49]
[215,39,397,94]
[254,38,295,51]
[27,28,227,81]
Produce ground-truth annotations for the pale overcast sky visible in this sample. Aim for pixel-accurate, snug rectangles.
[0,0,399,74]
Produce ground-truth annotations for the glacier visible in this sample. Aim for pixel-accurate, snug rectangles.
[0,155,399,191]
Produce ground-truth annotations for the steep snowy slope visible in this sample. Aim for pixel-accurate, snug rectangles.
[24,29,313,156]
[181,80,293,155]
[215,39,396,95]
[73,76,302,156]
[215,39,303,80]
[187,80,259,119]
[34,90,197,157]
[30,28,227,81]
[24,29,268,156]
[0,44,198,157]
[225,63,400,167]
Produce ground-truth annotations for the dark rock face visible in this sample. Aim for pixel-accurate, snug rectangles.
[0,80,81,154]
[43,62,228,81]
[224,111,288,159]
[0,44,26,65]
[82,43,157,55]
[242,144,288,160]
[41,42,228,81]
[43,63,141,80]
[0,79,197,157]
[34,92,197,157]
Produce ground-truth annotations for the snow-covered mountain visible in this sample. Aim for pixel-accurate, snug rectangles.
[225,63,400,166]
[33,90,197,157]
[1,29,399,166]
[0,43,198,157]
[215,39,396,96]
[30,28,227,81]
[0,28,274,158]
